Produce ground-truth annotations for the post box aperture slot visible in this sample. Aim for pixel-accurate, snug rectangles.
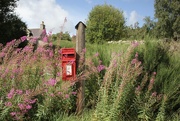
[62,54,75,59]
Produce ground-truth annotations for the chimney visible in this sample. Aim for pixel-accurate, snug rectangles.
[40,21,45,30]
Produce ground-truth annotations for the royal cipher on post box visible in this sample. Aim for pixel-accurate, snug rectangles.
[61,48,76,81]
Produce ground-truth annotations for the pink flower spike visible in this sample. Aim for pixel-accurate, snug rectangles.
[150,78,155,84]
[18,103,25,110]
[49,51,54,57]
[94,52,99,57]
[16,89,23,95]
[97,64,105,72]
[21,36,27,42]
[131,58,137,64]
[57,72,61,77]
[26,105,32,110]
[153,72,157,75]
[135,52,138,58]
[58,50,62,54]
[46,78,57,86]
[136,85,141,91]
[7,88,15,99]
[132,41,139,47]
[151,92,157,97]
[10,112,16,116]
[25,90,30,95]
[29,99,37,104]
[5,102,12,107]
[65,94,69,99]
[50,93,55,97]
[71,91,77,95]
[43,36,48,42]
[58,92,62,95]
[0,52,5,58]
[49,42,53,47]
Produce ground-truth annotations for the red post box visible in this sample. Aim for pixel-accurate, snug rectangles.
[61,48,76,81]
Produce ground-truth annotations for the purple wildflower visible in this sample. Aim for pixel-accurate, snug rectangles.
[5,102,12,107]
[7,88,15,99]
[65,94,69,99]
[150,78,155,84]
[0,52,5,58]
[132,41,139,47]
[131,58,137,64]
[16,89,23,95]
[49,51,54,57]
[57,72,61,77]
[97,64,105,72]
[58,50,62,54]
[50,93,55,97]
[71,91,77,95]
[135,52,138,58]
[94,52,99,57]
[21,36,27,42]
[151,92,157,97]
[46,78,57,86]
[26,105,32,110]
[10,112,16,116]
[18,103,25,110]
[136,85,141,91]
[49,42,53,47]
[58,92,62,95]
[43,36,48,42]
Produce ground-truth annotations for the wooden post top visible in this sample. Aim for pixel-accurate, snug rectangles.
[75,21,86,29]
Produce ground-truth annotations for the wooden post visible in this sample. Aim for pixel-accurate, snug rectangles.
[75,21,86,114]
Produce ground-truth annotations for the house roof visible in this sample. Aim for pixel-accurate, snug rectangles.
[30,28,43,38]
[28,21,46,39]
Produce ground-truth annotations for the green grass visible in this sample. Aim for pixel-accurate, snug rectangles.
[53,40,75,48]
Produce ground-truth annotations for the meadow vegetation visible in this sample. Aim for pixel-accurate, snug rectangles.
[0,37,179,121]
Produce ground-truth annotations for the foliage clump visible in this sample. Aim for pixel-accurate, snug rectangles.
[86,4,125,44]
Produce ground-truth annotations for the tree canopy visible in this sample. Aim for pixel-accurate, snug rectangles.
[0,0,27,45]
[154,0,180,38]
[86,4,125,43]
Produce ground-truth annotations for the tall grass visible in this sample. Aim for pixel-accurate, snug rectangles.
[91,42,142,121]
[90,40,180,121]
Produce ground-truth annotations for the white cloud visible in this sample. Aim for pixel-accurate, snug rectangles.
[15,0,74,34]
[125,10,143,26]
[129,11,138,25]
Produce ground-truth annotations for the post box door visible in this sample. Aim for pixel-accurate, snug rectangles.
[62,61,76,81]
[66,64,72,76]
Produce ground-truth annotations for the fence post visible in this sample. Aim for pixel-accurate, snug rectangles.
[75,21,86,114]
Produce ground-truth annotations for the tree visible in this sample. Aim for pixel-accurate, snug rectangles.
[0,0,27,45]
[142,16,156,37]
[154,0,180,39]
[61,31,71,41]
[55,31,71,41]
[86,4,125,43]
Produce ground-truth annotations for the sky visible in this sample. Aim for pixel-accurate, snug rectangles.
[15,0,154,35]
